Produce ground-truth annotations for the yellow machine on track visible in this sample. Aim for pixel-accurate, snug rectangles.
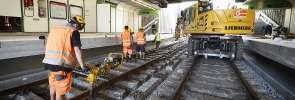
[176,0,255,60]
[76,53,124,84]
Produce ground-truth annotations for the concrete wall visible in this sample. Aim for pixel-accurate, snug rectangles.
[0,34,173,76]
[84,0,97,32]
[111,7,116,32]
[22,0,48,32]
[243,39,295,71]
[285,0,295,33]
[284,9,292,29]
[0,0,21,17]
[159,3,179,34]
[0,34,173,60]
[97,4,111,32]
[0,0,143,33]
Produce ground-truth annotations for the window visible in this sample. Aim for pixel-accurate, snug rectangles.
[50,1,67,19]
[198,1,213,15]
[198,16,204,26]
[38,0,47,18]
[184,6,196,26]
[190,6,196,23]
[69,5,83,18]
[184,9,190,26]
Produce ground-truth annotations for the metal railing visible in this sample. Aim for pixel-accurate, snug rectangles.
[142,15,158,27]
[256,9,285,26]
[256,10,278,26]
[144,17,159,33]
[262,9,285,25]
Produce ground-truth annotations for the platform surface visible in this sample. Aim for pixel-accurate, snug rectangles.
[0,33,174,60]
[243,36,295,70]
[0,38,177,91]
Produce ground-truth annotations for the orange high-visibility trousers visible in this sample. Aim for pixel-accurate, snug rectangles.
[48,70,72,95]
[123,46,132,54]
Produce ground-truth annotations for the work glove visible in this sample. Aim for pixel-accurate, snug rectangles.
[81,65,90,72]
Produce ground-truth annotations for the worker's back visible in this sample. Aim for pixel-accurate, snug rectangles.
[43,23,77,68]
[136,32,144,38]
[136,32,145,45]
[122,31,130,39]
[122,31,131,47]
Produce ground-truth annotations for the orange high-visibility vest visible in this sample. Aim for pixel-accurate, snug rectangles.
[136,32,145,45]
[122,30,131,47]
[42,23,77,69]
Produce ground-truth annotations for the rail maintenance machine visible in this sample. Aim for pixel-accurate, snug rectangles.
[175,0,255,60]
[75,53,125,85]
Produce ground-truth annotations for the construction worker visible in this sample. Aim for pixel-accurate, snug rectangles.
[153,29,161,53]
[122,26,133,62]
[232,5,237,9]
[127,26,134,45]
[128,27,134,35]
[128,27,132,33]
[265,24,273,36]
[136,26,146,59]
[271,25,283,39]
[152,24,156,34]
[42,15,90,100]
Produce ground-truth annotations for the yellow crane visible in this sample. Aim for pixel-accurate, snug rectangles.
[177,0,255,60]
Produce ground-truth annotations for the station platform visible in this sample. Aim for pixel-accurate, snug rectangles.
[0,33,174,60]
[0,33,175,77]
[0,37,177,91]
[243,36,295,70]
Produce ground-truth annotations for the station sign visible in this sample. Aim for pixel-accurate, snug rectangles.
[141,12,150,14]
[267,4,289,8]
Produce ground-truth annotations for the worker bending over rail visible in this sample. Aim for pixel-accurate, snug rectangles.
[42,15,90,100]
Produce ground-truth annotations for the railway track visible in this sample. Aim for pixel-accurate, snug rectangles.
[168,57,278,100]
[0,41,283,100]
[0,41,186,100]
[175,58,255,100]
[69,42,187,100]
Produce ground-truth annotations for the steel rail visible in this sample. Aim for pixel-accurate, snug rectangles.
[0,78,48,98]
[171,57,198,100]
[69,57,162,100]
[67,39,180,99]
[0,42,179,99]
[228,60,259,100]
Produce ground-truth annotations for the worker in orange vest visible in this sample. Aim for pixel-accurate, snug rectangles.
[136,26,146,59]
[122,26,133,62]
[42,15,90,100]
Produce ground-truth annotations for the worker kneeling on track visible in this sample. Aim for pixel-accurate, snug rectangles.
[42,15,90,100]
[136,26,146,59]
[122,26,133,63]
